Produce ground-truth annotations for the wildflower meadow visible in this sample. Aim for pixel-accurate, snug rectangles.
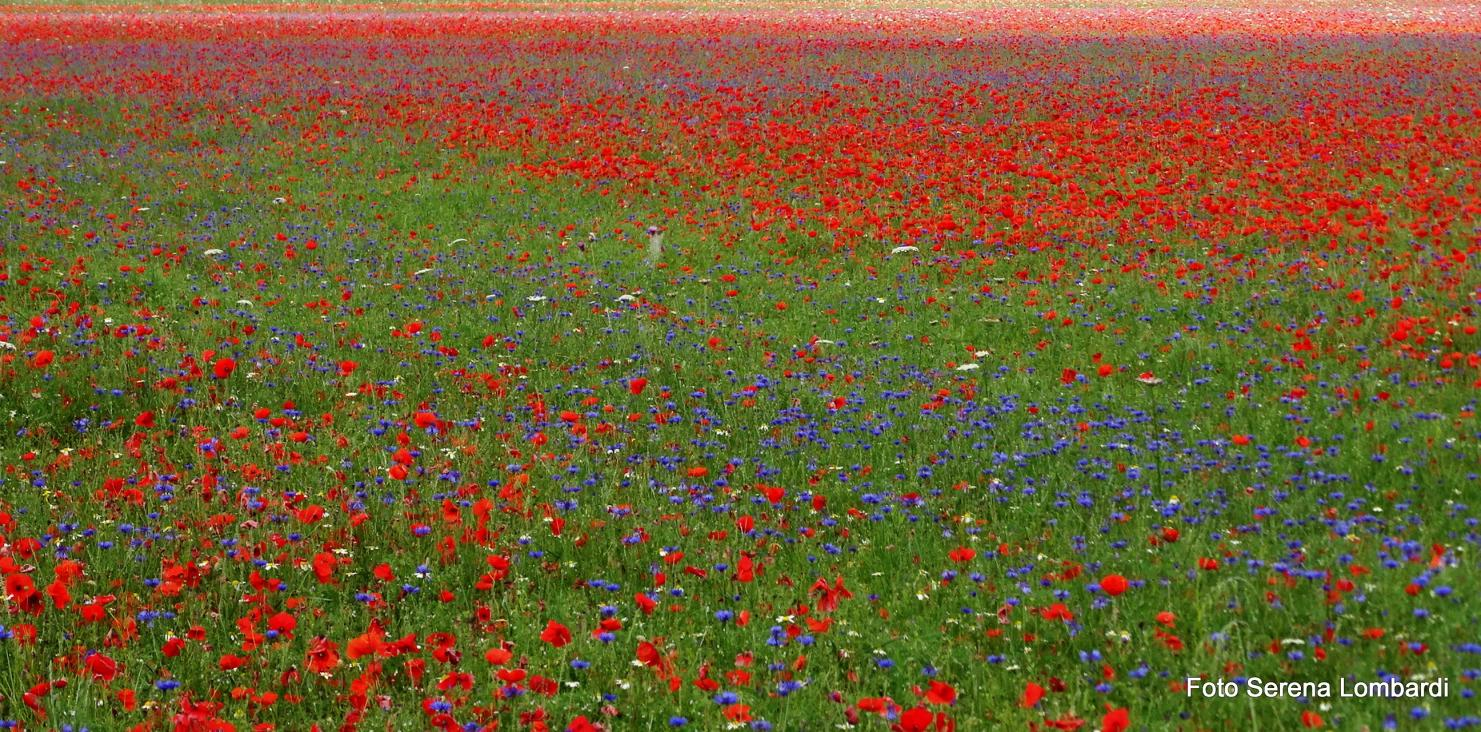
[0,2,1478,730]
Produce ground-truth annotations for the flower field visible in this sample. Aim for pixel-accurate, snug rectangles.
[0,2,1478,730]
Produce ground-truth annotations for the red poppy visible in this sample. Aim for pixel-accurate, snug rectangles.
[347,629,385,660]
[267,611,297,638]
[811,576,853,613]
[5,573,36,599]
[636,641,668,677]
[163,637,186,657]
[923,680,956,705]
[1045,715,1087,730]
[896,706,935,732]
[84,652,119,682]
[567,716,599,732]
[1100,574,1129,596]
[40,575,71,608]
[211,357,236,379]
[736,554,756,583]
[1021,681,1045,708]
[305,637,341,674]
[540,620,572,648]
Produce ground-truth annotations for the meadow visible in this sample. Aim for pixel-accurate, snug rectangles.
[0,3,1478,730]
